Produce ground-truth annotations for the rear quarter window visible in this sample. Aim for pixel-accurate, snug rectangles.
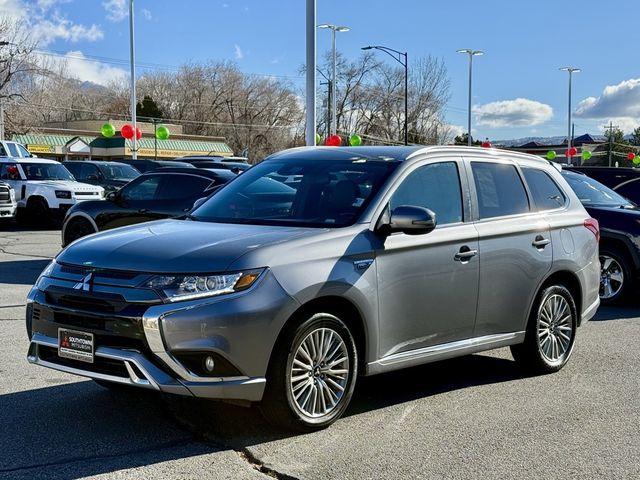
[471,162,529,219]
[522,168,566,211]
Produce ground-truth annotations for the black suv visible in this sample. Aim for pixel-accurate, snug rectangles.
[61,167,235,246]
[64,160,140,193]
[566,166,640,204]
[117,159,196,173]
[562,169,640,304]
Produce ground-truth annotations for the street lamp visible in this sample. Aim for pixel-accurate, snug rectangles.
[457,49,483,146]
[318,24,349,136]
[362,45,408,145]
[129,0,138,159]
[559,66,580,159]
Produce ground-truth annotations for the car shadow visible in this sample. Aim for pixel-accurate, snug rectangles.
[0,259,50,285]
[591,304,640,321]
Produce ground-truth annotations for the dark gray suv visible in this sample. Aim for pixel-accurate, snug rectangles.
[26,146,600,430]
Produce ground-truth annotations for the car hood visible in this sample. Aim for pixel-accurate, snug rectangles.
[56,219,322,273]
[29,180,103,193]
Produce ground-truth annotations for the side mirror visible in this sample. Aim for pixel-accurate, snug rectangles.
[106,191,118,202]
[388,205,436,235]
[86,174,99,181]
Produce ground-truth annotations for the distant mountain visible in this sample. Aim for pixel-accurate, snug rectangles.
[493,134,608,147]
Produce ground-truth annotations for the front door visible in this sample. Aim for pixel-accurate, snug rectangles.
[376,160,479,359]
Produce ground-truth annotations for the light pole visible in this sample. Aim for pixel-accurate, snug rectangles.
[129,0,137,159]
[318,24,349,136]
[559,66,580,159]
[457,49,483,146]
[362,45,408,145]
[305,0,316,146]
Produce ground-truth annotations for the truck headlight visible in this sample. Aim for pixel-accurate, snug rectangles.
[141,269,264,302]
[55,190,72,199]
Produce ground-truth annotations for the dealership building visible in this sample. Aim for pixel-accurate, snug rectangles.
[12,120,234,161]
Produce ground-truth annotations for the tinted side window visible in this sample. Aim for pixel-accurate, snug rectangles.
[471,162,529,219]
[522,168,566,211]
[390,162,463,225]
[156,175,212,200]
[7,144,19,156]
[121,175,161,201]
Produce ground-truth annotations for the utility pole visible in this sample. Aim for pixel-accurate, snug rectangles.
[604,122,618,167]
[305,0,317,146]
[0,98,4,141]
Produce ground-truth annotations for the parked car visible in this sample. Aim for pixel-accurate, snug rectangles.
[173,156,251,173]
[561,169,640,304]
[0,140,34,158]
[61,167,235,246]
[176,155,249,164]
[565,166,640,204]
[0,181,17,221]
[0,157,104,225]
[64,161,140,193]
[27,146,600,430]
[117,159,196,173]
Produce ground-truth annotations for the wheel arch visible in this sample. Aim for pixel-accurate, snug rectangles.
[536,270,583,326]
[269,295,368,376]
[61,212,99,247]
[26,194,49,209]
[599,232,639,271]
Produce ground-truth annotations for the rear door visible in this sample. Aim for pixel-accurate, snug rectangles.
[467,159,553,337]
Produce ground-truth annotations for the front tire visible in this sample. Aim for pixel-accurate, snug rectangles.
[511,285,577,374]
[25,197,50,228]
[260,313,358,431]
[64,217,97,246]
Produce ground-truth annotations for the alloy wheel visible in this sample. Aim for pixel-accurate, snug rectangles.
[289,327,350,419]
[537,293,574,363]
[599,254,624,300]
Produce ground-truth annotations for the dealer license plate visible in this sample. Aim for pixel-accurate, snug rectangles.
[58,328,94,363]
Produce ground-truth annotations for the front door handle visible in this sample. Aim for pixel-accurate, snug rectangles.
[454,246,478,262]
[532,235,551,249]
[138,208,150,214]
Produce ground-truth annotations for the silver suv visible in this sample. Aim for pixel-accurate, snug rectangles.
[26,146,600,430]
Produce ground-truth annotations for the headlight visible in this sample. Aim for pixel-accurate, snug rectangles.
[141,269,264,302]
[55,190,72,199]
[10,189,15,201]
[35,259,57,287]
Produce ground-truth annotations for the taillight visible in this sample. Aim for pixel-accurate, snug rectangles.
[584,218,600,242]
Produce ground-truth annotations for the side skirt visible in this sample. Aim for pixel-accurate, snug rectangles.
[365,332,525,376]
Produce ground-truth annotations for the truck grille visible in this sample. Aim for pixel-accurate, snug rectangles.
[0,185,11,205]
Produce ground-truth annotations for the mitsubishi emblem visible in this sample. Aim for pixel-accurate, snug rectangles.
[73,272,94,291]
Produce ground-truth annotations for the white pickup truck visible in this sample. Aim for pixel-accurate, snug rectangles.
[0,181,17,220]
[0,157,104,225]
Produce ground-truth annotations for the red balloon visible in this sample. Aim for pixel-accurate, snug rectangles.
[627,152,636,161]
[135,127,142,140]
[121,124,134,139]
[324,135,342,147]
[567,147,577,157]
[481,141,492,148]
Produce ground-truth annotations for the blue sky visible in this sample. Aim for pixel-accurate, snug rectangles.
[5,0,640,141]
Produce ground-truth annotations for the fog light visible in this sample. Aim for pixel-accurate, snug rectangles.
[204,356,215,373]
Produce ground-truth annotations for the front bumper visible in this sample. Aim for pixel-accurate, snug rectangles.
[26,268,297,402]
[0,204,17,218]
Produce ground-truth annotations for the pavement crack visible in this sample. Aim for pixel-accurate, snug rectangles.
[237,448,300,480]
[0,438,195,474]
[0,246,54,260]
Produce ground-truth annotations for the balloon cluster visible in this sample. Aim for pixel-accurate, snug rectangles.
[318,134,362,147]
[121,124,142,140]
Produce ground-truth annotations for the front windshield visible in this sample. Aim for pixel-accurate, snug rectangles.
[563,172,632,207]
[21,162,75,181]
[99,163,139,180]
[193,158,399,227]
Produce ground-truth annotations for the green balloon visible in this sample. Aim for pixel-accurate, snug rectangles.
[315,133,321,145]
[582,150,592,161]
[546,150,557,160]
[156,126,170,140]
[101,123,115,138]
[634,156,640,166]
[349,134,362,146]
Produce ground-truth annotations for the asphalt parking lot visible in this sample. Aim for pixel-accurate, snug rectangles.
[1,227,639,480]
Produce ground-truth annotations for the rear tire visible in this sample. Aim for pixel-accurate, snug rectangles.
[25,197,50,228]
[511,285,577,374]
[260,312,358,431]
[599,246,632,305]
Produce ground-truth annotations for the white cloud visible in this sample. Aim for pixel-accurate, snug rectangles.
[234,44,244,60]
[1,0,103,46]
[102,0,128,22]
[473,98,553,128]
[446,124,466,138]
[575,78,640,119]
[141,8,152,20]
[601,117,639,135]
[40,50,127,86]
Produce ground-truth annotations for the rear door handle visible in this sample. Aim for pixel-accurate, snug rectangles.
[455,246,478,262]
[532,235,551,248]
[138,208,150,213]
